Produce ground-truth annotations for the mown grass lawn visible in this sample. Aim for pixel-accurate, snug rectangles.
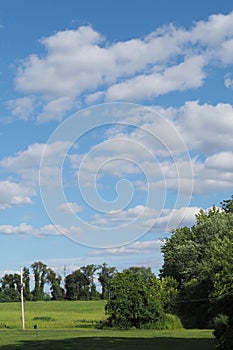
[0,301,216,349]
[0,329,216,349]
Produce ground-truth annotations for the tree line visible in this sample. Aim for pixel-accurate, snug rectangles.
[0,262,117,302]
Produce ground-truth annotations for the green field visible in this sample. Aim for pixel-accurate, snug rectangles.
[0,300,107,329]
[0,301,216,349]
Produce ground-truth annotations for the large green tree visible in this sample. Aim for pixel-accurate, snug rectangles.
[81,265,100,300]
[46,268,64,300]
[160,199,233,328]
[0,273,21,302]
[211,229,233,349]
[98,263,117,300]
[31,261,48,300]
[105,267,163,329]
[65,268,90,300]
[23,267,31,300]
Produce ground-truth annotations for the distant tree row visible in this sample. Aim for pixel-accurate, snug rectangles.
[0,262,117,302]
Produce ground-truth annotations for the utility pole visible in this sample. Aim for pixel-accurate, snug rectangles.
[20,266,25,330]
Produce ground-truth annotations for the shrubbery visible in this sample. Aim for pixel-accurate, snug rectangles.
[103,267,181,329]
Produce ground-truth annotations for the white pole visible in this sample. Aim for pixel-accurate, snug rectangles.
[20,266,25,330]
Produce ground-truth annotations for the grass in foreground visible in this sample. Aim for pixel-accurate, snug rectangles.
[0,329,215,350]
[0,301,216,349]
[0,300,106,329]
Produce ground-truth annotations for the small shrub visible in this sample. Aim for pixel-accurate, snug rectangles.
[97,314,183,330]
[33,316,55,321]
[142,314,183,330]
[0,323,10,329]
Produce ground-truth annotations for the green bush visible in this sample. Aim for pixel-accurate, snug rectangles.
[33,316,55,321]
[142,314,183,330]
[105,269,164,329]
[98,313,183,330]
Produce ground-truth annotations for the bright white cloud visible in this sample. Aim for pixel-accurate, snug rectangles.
[205,151,233,171]
[11,12,233,121]
[105,55,206,101]
[0,223,34,235]
[92,205,200,233]
[178,101,233,154]
[58,202,83,215]
[0,180,33,210]
[37,96,74,123]
[192,152,233,193]
[0,141,70,187]
[190,12,233,46]
[67,100,233,197]
[90,239,162,256]
[0,223,83,238]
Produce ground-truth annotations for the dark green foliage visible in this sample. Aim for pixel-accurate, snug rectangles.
[31,261,48,300]
[81,264,100,300]
[160,202,233,328]
[161,195,233,348]
[46,268,64,300]
[65,269,89,300]
[213,314,233,350]
[64,265,100,301]
[105,268,164,329]
[220,195,233,213]
[0,273,21,302]
[23,267,31,300]
[213,314,229,343]
[98,263,117,300]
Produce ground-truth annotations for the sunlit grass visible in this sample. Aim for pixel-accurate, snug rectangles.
[0,301,216,349]
[0,300,107,329]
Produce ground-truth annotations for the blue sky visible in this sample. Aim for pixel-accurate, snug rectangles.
[0,0,233,278]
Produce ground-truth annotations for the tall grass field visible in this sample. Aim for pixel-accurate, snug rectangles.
[0,301,216,349]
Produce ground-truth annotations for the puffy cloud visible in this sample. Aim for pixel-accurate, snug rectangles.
[0,141,70,186]
[0,223,82,237]
[58,202,83,215]
[0,180,33,210]
[15,25,186,98]
[2,100,233,207]
[205,151,233,171]
[106,55,206,101]
[92,205,199,232]
[0,223,34,235]
[192,152,233,193]
[7,97,35,120]
[190,12,233,46]
[0,141,72,214]
[90,239,162,256]
[178,101,233,154]
[37,96,74,123]
[11,12,233,121]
